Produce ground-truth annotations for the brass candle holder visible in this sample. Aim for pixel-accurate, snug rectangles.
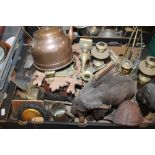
[137,73,151,87]
[91,42,110,68]
[120,59,133,75]
[138,56,155,87]
[79,38,92,71]
[139,56,155,76]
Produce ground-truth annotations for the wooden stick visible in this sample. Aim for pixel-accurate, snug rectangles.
[94,61,115,80]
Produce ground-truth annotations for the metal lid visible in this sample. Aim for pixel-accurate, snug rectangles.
[33,27,62,38]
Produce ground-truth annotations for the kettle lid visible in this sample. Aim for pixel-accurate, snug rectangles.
[33,27,62,38]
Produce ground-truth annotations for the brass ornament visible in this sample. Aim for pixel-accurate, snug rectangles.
[139,56,155,76]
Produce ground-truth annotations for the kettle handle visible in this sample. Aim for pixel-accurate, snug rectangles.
[68,26,73,43]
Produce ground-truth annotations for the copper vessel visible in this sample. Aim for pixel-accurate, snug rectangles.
[112,100,143,126]
[31,27,73,71]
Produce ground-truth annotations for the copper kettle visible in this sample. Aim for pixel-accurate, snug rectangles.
[31,26,73,71]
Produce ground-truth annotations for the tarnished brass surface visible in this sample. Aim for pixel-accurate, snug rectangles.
[139,56,155,76]
[96,42,107,52]
[79,38,92,52]
[120,59,133,75]
[137,73,151,87]
[80,52,90,70]
[138,73,151,83]
[93,59,104,68]
[80,70,93,81]
[91,46,110,60]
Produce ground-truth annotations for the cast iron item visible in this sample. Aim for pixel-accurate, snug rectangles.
[17,102,49,121]
[112,100,143,126]
[31,27,73,71]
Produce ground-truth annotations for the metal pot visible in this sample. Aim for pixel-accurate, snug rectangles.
[31,27,73,71]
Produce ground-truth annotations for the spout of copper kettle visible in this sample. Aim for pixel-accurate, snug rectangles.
[68,26,73,43]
